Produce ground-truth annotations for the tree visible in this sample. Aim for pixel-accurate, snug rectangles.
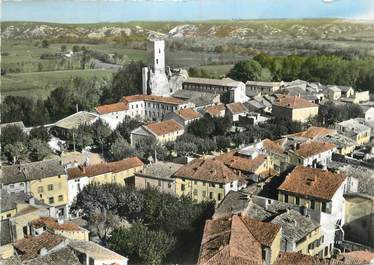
[1,96,37,126]
[41,40,49,48]
[66,124,94,151]
[216,135,231,150]
[228,60,264,82]
[72,45,80,53]
[188,116,215,138]
[60,45,67,52]
[28,138,51,162]
[29,126,50,142]
[3,142,28,163]
[110,61,144,101]
[109,222,175,265]
[174,141,198,156]
[114,116,143,142]
[109,136,135,161]
[92,119,112,155]
[45,86,75,122]
[0,125,28,147]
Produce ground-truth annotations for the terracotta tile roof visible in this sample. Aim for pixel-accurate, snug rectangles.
[123,94,185,105]
[95,102,128,114]
[31,217,82,231]
[294,141,336,158]
[185,77,242,87]
[273,95,318,109]
[14,232,65,261]
[205,104,226,117]
[216,151,267,174]
[144,119,184,136]
[275,252,347,265]
[226,102,248,115]
[337,251,374,265]
[67,157,143,179]
[13,206,39,217]
[288,127,337,139]
[262,139,285,155]
[108,157,144,173]
[175,108,202,121]
[174,158,245,184]
[278,166,346,200]
[198,215,280,265]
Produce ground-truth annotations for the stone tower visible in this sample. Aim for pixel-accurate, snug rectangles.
[142,39,170,97]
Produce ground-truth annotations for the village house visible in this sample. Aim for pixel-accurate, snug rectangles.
[277,166,347,258]
[134,161,182,194]
[216,148,274,182]
[182,77,248,103]
[130,119,184,146]
[204,103,226,118]
[246,81,283,94]
[343,193,374,248]
[326,86,342,101]
[69,240,128,265]
[337,119,371,145]
[171,89,221,110]
[173,158,246,204]
[287,126,337,139]
[13,231,69,261]
[164,107,202,127]
[30,216,89,241]
[225,102,249,122]
[197,214,282,265]
[339,86,355,98]
[361,105,374,122]
[270,209,323,257]
[272,95,319,123]
[1,160,68,218]
[316,134,357,156]
[66,157,144,216]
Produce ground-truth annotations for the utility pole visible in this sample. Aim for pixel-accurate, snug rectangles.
[72,132,76,152]
[76,104,79,113]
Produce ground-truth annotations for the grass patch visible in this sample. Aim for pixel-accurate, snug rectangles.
[1,69,114,99]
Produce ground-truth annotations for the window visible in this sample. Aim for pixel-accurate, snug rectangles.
[322,202,327,212]
[209,192,213,199]
[6,213,11,218]
[48,184,54,191]
[193,189,198,196]
[10,184,14,189]
[20,183,24,187]
[158,180,161,187]
[168,183,172,189]
[218,193,222,201]
[58,195,63,202]
[48,197,54,204]
[194,180,197,185]
[38,186,43,193]
[219,184,223,189]
[202,191,206,197]
[284,194,288,203]
[181,184,185,191]
[295,197,300,205]
[311,200,315,210]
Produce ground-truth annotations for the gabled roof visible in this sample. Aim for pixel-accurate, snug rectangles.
[23,247,81,265]
[31,217,84,232]
[288,126,337,139]
[216,151,267,174]
[337,251,374,265]
[95,102,128,114]
[123,94,185,105]
[226,102,248,115]
[175,108,202,121]
[1,160,66,185]
[275,252,346,265]
[205,104,225,116]
[294,141,336,158]
[185,77,242,87]
[136,161,183,180]
[69,240,127,261]
[278,166,346,200]
[144,119,184,136]
[67,157,143,179]
[272,95,317,109]
[14,232,66,261]
[198,215,280,265]
[271,209,319,243]
[54,111,98,130]
[174,158,245,184]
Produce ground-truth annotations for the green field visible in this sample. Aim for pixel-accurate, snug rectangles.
[196,64,233,77]
[1,69,114,99]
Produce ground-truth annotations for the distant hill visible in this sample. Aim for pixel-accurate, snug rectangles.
[2,19,374,41]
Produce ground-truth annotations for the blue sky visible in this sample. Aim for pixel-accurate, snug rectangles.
[2,0,374,23]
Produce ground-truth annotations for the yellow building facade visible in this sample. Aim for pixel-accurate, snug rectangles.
[175,178,226,203]
[29,174,68,210]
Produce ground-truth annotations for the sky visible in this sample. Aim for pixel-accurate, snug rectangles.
[2,0,374,23]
